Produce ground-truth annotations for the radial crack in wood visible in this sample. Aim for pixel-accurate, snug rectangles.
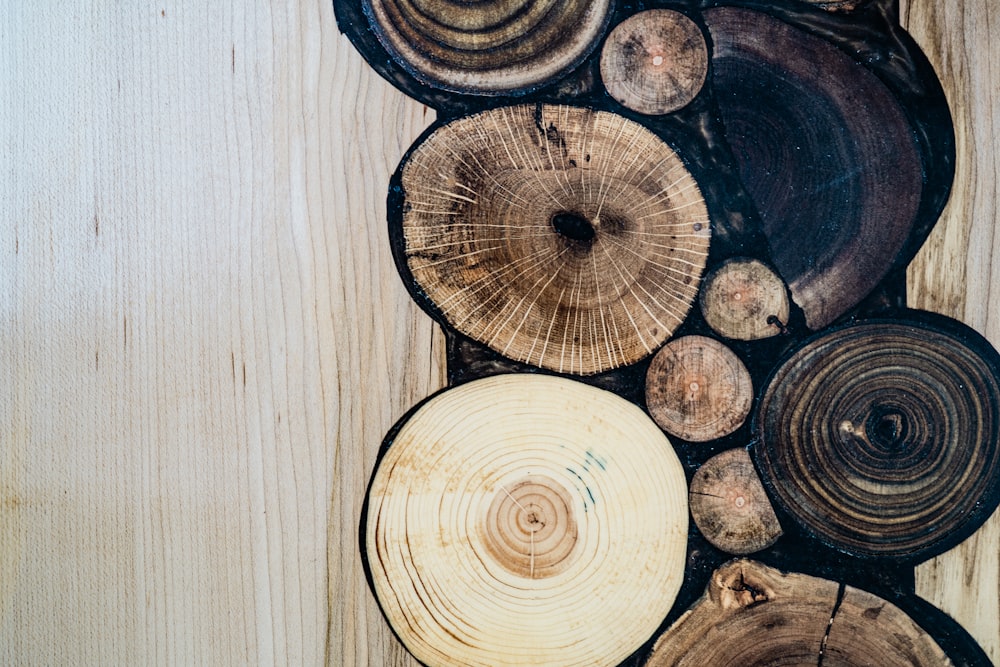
[362,0,611,94]
[699,257,790,341]
[705,7,924,330]
[646,560,951,666]
[398,104,711,375]
[645,335,752,442]
[754,315,1000,559]
[690,449,782,554]
[600,9,708,115]
[364,374,689,667]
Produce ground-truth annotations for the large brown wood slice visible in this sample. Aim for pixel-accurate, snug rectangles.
[755,316,1000,559]
[690,449,782,554]
[645,335,752,442]
[699,257,790,340]
[705,7,924,329]
[362,0,611,94]
[398,104,711,375]
[365,374,688,667]
[599,9,708,115]
[646,560,951,666]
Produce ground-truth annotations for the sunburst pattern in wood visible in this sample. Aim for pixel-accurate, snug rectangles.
[400,104,711,375]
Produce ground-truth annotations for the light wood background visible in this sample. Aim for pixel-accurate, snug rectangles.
[0,1,995,664]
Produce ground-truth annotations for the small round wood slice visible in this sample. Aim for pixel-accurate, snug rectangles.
[600,10,708,115]
[365,374,688,667]
[699,258,790,340]
[398,104,711,375]
[754,315,1000,559]
[705,7,924,330]
[690,449,782,554]
[362,0,611,94]
[645,335,752,442]
[646,560,951,666]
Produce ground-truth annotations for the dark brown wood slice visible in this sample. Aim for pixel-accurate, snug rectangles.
[705,7,923,330]
[699,257,790,340]
[399,104,711,375]
[755,317,1000,559]
[646,560,951,666]
[599,9,708,115]
[690,448,782,554]
[363,0,611,94]
[365,374,688,667]
[645,335,752,442]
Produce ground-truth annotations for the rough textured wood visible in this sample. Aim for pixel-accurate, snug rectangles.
[689,449,782,555]
[903,1,1000,661]
[645,335,752,442]
[362,0,610,94]
[399,104,711,375]
[366,374,688,667]
[698,258,789,340]
[599,9,708,115]
[647,560,950,667]
[2,1,999,665]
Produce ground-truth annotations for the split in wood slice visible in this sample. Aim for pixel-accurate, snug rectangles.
[705,7,923,330]
[755,317,1000,559]
[699,258,789,340]
[599,10,708,115]
[646,560,951,666]
[399,104,711,375]
[365,374,689,667]
[362,0,610,94]
[690,448,782,554]
[645,335,752,442]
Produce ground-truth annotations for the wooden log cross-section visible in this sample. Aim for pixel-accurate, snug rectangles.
[396,104,711,375]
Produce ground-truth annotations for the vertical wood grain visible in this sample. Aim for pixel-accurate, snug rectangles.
[903,1,1000,663]
[1,2,441,664]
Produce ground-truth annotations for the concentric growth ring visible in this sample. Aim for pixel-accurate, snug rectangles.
[364,374,689,667]
[754,316,1000,559]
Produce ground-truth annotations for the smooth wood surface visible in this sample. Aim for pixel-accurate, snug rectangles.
[0,2,996,665]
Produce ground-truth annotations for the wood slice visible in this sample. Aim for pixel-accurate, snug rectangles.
[699,257,790,340]
[362,0,611,94]
[365,374,688,667]
[690,449,782,554]
[705,7,924,329]
[646,560,951,666]
[397,104,711,375]
[599,10,708,115]
[754,315,1000,559]
[645,335,752,442]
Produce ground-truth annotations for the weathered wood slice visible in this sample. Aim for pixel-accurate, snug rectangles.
[755,315,1000,559]
[397,104,711,376]
[690,449,782,554]
[646,560,951,666]
[599,9,708,115]
[705,7,924,330]
[365,374,688,667]
[645,335,752,442]
[699,257,790,340]
[362,0,611,94]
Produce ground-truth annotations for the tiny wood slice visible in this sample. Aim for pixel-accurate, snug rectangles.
[646,560,951,666]
[690,449,782,554]
[365,374,689,667]
[755,317,1000,559]
[399,104,711,375]
[699,258,789,340]
[362,0,611,94]
[705,7,924,329]
[645,335,752,442]
[600,10,708,115]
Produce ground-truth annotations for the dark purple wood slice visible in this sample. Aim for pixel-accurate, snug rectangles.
[705,7,923,330]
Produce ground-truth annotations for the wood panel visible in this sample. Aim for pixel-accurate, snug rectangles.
[0,1,995,665]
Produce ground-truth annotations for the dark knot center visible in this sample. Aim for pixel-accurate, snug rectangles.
[551,211,596,245]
